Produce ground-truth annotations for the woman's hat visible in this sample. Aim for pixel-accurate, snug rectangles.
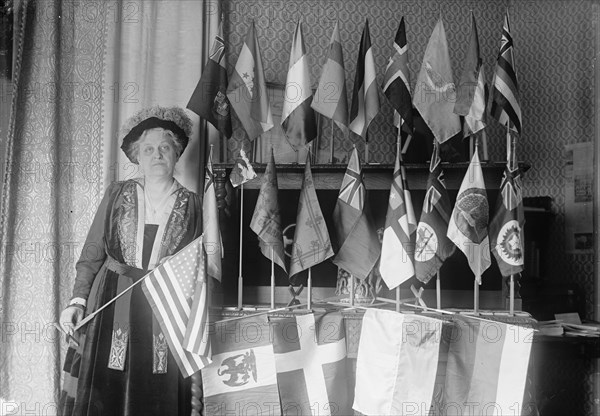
[119,106,193,163]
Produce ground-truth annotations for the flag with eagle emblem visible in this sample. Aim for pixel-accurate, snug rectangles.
[489,165,525,276]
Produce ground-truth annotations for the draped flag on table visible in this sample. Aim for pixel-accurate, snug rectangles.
[202,315,280,415]
[489,165,525,276]
[289,156,334,277]
[454,13,487,136]
[281,21,317,143]
[187,21,232,138]
[382,17,414,136]
[353,309,443,416]
[311,21,348,130]
[490,11,522,134]
[250,149,287,273]
[226,21,273,141]
[229,148,257,188]
[332,148,381,280]
[413,18,461,144]
[203,147,223,281]
[447,150,491,283]
[142,236,211,378]
[442,317,534,415]
[349,19,380,139]
[270,311,350,416]
[379,152,416,289]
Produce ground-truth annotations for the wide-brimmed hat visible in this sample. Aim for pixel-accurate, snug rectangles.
[119,106,193,163]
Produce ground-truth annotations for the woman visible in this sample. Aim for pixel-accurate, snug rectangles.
[59,106,201,415]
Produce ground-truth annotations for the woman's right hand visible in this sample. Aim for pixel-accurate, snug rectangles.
[60,305,84,336]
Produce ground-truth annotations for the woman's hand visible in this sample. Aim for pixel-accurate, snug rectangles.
[60,305,85,336]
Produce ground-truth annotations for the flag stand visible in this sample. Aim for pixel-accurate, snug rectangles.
[270,246,275,309]
[238,184,244,310]
[436,272,441,309]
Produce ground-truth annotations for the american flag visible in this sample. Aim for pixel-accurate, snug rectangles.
[142,235,212,378]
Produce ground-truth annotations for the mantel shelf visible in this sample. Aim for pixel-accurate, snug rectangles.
[214,161,531,191]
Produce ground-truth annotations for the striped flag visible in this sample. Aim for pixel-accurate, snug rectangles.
[226,21,273,141]
[415,142,455,284]
[381,17,414,136]
[250,149,287,273]
[353,309,443,415]
[202,315,280,415]
[311,21,348,130]
[187,21,232,138]
[442,317,534,415]
[379,152,416,289]
[447,150,491,283]
[289,156,334,277]
[332,148,381,279]
[203,147,222,281]
[490,11,522,134]
[454,13,487,136]
[142,236,211,378]
[489,164,525,276]
[413,18,461,144]
[281,21,317,144]
[349,19,380,139]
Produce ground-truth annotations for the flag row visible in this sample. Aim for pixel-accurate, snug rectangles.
[188,11,522,150]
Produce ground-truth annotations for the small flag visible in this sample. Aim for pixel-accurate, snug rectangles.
[202,315,280,415]
[442,317,534,415]
[490,11,522,134]
[379,152,416,289]
[203,147,223,281]
[454,13,487,136]
[289,156,334,277]
[382,17,414,136]
[141,236,211,378]
[353,309,443,415]
[349,19,380,139]
[415,142,455,284]
[250,149,287,273]
[226,21,273,141]
[229,148,257,188]
[187,21,233,138]
[312,21,348,130]
[447,150,491,283]
[332,148,381,280]
[270,312,350,416]
[489,165,525,276]
[413,18,461,143]
[281,21,318,144]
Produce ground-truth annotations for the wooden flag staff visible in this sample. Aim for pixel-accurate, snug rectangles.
[238,183,244,310]
[270,246,275,309]
[507,124,516,315]
[307,268,313,310]
[474,137,481,315]
[395,130,403,313]
[436,272,441,309]
[330,119,335,164]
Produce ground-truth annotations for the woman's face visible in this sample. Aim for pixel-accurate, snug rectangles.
[137,128,178,180]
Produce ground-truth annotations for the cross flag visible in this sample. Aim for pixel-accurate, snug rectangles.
[490,11,522,134]
[142,236,211,378]
[202,315,280,415]
[312,21,348,130]
[379,152,416,289]
[187,21,232,138]
[229,148,257,188]
[281,21,318,144]
[204,147,223,281]
[447,150,491,283]
[250,149,287,273]
[332,148,381,280]
[349,19,380,140]
[289,156,334,277]
[489,165,525,277]
[270,312,350,416]
[454,13,487,136]
[415,142,455,284]
[382,17,414,136]
[226,21,273,141]
[413,18,461,144]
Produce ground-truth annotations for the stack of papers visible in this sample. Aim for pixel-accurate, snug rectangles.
[537,313,600,337]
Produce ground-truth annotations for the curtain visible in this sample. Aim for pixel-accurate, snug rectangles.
[0,0,219,410]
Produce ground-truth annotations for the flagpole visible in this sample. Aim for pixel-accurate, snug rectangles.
[307,268,312,310]
[395,130,402,314]
[395,286,401,313]
[436,272,441,309]
[270,246,275,309]
[349,273,355,307]
[238,184,244,310]
[509,274,515,315]
[481,129,489,161]
[330,119,335,164]
[474,137,480,315]
[365,139,369,164]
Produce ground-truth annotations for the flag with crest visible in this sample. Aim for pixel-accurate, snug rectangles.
[415,142,455,284]
[226,21,273,141]
[203,147,223,281]
[332,148,381,279]
[229,148,257,188]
